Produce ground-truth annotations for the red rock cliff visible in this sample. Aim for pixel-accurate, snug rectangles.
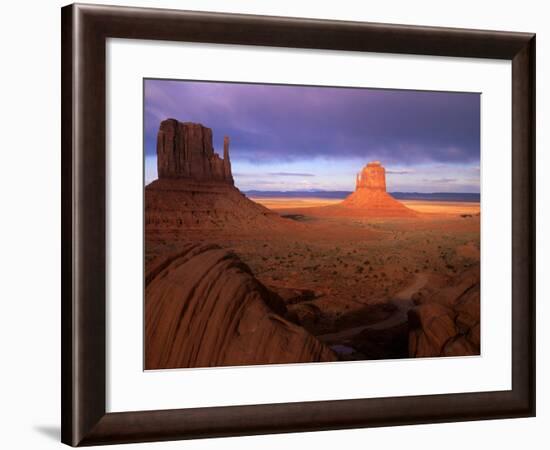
[341,161,415,216]
[156,119,233,184]
[146,120,290,230]
[356,161,386,191]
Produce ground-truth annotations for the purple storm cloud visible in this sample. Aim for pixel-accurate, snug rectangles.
[144,79,480,192]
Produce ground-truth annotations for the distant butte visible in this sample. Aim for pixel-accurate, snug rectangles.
[355,161,386,191]
[340,161,416,216]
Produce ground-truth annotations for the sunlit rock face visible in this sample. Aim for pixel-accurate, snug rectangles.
[355,161,386,192]
[341,161,415,216]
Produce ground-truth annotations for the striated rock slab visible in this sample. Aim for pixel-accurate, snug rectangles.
[408,303,459,357]
[145,244,336,369]
[408,264,480,357]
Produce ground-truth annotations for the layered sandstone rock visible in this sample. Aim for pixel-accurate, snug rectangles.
[355,161,386,191]
[145,244,336,369]
[278,161,415,218]
[146,120,286,230]
[340,161,415,216]
[408,264,480,357]
[157,119,233,184]
[145,178,282,230]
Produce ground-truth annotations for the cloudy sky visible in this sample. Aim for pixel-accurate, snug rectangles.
[144,79,480,193]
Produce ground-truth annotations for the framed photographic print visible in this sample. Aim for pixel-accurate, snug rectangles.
[61,3,535,446]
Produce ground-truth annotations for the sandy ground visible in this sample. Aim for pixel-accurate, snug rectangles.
[251,196,480,215]
[401,200,480,215]
[250,197,341,209]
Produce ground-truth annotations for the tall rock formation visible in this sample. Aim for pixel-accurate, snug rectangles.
[223,136,233,182]
[156,119,233,184]
[355,161,386,191]
[146,119,286,230]
[145,244,336,369]
[341,161,415,216]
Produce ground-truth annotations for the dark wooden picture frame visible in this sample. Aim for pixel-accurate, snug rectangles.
[61,3,536,446]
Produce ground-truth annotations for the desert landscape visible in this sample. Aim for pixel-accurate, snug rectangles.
[144,118,480,369]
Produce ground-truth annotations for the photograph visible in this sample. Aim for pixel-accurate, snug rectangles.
[1,0,541,447]
[143,79,481,370]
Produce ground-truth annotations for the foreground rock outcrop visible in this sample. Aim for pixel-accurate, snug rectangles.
[145,244,336,369]
[146,119,287,230]
[407,264,480,357]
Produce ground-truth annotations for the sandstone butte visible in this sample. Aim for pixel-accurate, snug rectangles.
[156,119,234,182]
[294,161,416,218]
[145,243,336,369]
[145,120,332,369]
[145,119,286,230]
[340,161,416,216]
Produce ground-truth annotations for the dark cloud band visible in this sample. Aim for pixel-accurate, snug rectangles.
[144,79,480,167]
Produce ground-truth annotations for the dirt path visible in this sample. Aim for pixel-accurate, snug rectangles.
[394,272,428,301]
[318,273,428,343]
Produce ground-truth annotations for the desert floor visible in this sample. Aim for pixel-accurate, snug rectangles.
[146,197,480,361]
[251,197,481,216]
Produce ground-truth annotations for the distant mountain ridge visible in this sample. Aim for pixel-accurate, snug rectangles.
[245,190,480,203]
